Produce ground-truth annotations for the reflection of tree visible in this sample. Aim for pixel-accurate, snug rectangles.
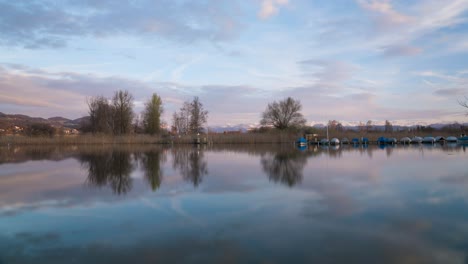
[140,150,166,191]
[79,150,134,195]
[261,150,308,187]
[172,148,208,187]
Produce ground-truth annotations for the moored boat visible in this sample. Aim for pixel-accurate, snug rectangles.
[412,136,422,144]
[435,136,445,142]
[320,138,329,145]
[330,138,340,145]
[377,137,387,144]
[422,136,435,144]
[446,136,458,142]
[341,138,350,144]
[400,137,411,144]
[458,136,468,144]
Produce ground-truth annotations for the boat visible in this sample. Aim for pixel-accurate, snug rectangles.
[458,136,468,144]
[400,137,411,144]
[362,137,369,144]
[387,138,397,144]
[446,136,458,142]
[434,136,445,142]
[341,138,350,144]
[411,136,422,144]
[330,138,340,145]
[352,138,360,144]
[296,137,307,146]
[422,136,435,144]
[377,137,387,144]
[319,138,329,145]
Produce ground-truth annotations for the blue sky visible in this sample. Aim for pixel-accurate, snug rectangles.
[1,0,468,126]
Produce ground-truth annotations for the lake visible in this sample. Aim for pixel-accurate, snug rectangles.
[0,144,467,263]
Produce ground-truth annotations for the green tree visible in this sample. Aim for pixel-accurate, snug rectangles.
[112,90,134,135]
[143,93,163,135]
[260,97,306,130]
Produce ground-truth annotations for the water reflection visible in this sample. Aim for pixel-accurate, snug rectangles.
[0,144,468,263]
[140,150,166,191]
[172,147,208,187]
[80,150,134,195]
[261,148,308,187]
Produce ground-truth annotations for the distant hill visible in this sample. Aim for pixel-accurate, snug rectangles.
[0,112,85,130]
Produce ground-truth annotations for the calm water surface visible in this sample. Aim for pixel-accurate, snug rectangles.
[0,144,467,263]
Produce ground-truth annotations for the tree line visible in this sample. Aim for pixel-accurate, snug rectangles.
[53,92,468,136]
[82,90,208,136]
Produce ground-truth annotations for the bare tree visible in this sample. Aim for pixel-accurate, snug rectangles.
[189,96,208,134]
[112,90,134,135]
[459,96,468,113]
[171,97,208,135]
[385,120,393,132]
[171,112,184,135]
[328,120,344,131]
[366,120,373,133]
[260,97,306,130]
[143,93,163,135]
[86,96,113,134]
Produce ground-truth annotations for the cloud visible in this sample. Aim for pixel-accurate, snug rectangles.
[357,0,412,27]
[0,0,244,49]
[380,45,422,57]
[258,0,289,19]
[433,88,466,97]
[298,59,358,94]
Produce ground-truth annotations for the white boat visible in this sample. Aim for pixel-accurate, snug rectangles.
[341,138,350,144]
[330,138,340,145]
[412,136,422,144]
[446,136,458,142]
[422,136,435,144]
[400,137,411,144]
[435,136,445,142]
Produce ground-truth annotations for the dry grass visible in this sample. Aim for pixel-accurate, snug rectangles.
[0,130,463,146]
[0,134,167,146]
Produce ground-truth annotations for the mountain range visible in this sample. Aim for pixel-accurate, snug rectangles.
[0,112,87,130]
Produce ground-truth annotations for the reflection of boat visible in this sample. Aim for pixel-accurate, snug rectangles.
[400,137,411,144]
[296,137,307,146]
[446,136,458,142]
[422,136,435,144]
[341,138,350,144]
[297,145,307,151]
[330,138,340,145]
[412,136,422,144]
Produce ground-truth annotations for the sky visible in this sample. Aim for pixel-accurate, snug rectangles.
[1,0,468,127]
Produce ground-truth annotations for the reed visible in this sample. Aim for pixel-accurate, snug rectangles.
[0,130,462,146]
